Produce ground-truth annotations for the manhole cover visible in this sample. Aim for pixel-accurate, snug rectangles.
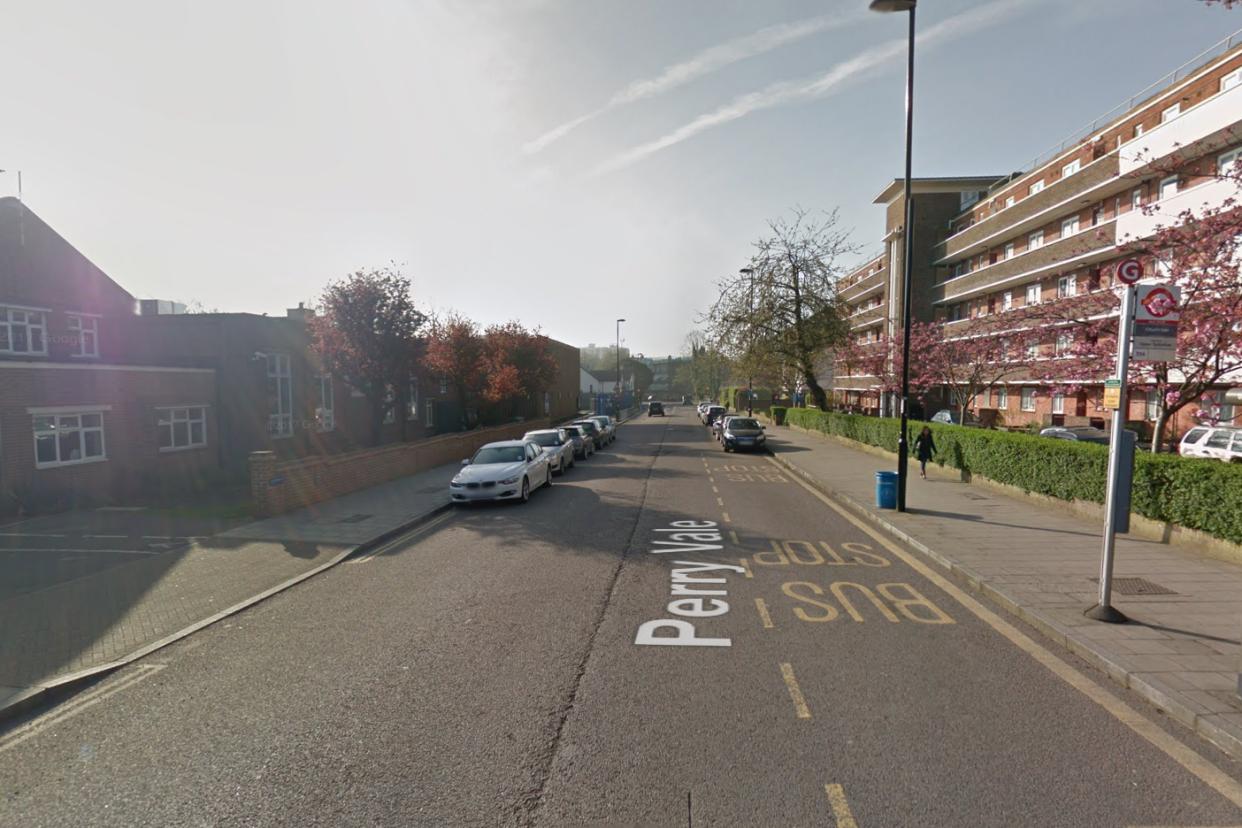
[337,514,373,524]
[1090,577,1177,596]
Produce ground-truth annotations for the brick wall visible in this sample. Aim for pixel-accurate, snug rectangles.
[249,418,551,516]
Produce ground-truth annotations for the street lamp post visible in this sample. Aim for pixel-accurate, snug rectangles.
[616,318,626,415]
[740,267,755,416]
[870,0,916,513]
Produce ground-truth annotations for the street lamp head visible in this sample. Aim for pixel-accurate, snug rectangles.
[869,0,915,11]
[739,267,754,275]
[617,318,626,323]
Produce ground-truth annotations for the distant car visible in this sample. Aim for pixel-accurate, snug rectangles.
[648,401,665,416]
[1039,426,1110,445]
[559,424,595,459]
[523,428,575,475]
[574,419,606,449]
[451,440,551,504]
[703,405,726,426]
[1180,425,1242,462]
[586,415,615,443]
[722,417,766,452]
[682,396,694,405]
[930,409,982,427]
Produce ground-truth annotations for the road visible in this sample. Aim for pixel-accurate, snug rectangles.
[3,408,1242,826]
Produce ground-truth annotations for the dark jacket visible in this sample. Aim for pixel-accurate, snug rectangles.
[914,432,936,462]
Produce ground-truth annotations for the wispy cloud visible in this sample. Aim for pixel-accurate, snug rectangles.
[588,0,1040,177]
[521,11,868,155]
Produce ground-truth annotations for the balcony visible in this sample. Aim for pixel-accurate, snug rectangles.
[936,153,1121,264]
[932,221,1118,305]
[839,266,886,302]
[849,303,887,330]
[1116,177,1241,242]
[1119,82,1242,177]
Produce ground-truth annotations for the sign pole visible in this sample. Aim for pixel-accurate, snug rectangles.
[1087,283,1136,624]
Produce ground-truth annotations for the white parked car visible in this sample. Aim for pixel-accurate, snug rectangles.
[450,440,552,504]
[1179,426,1242,462]
[523,428,575,475]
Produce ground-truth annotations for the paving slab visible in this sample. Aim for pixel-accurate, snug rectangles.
[764,423,1242,760]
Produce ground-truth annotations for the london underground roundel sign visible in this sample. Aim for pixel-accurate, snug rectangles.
[1116,258,1143,285]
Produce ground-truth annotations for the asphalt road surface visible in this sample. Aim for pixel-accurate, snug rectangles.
[4,408,1242,827]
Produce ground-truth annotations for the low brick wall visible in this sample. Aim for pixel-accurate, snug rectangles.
[248,419,550,517]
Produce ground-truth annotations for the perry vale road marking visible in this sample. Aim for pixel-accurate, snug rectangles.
[350,513,454,564]
[779,663,811,719]
[784,469,1242,811]
[824,784,859,828]
[0,548,158,555]
[0,664,166,756]
[754,598,774,628]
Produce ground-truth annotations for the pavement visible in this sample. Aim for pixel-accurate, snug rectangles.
[763,419,1242,760]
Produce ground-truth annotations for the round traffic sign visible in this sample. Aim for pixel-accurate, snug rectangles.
[1116,258,1143,285]
[1141,286,1177,318]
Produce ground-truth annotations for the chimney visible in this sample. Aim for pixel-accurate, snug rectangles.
[286,302,312,323]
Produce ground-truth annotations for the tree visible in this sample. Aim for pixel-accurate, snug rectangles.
[704,208,856,410]
[479,322,559,407]
[678,331,731,400]
[310,267,427,445]
[915,316,1034,421]
[422,311,485,423]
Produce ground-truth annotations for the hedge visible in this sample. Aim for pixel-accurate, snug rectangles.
[771,406,787,426]
[783,408,1242,546]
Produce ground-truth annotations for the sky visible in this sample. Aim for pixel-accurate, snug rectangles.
[1,0,1237,358]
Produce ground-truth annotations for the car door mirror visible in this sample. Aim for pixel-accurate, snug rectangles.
[761,425,766,430]
[461,459,470,466]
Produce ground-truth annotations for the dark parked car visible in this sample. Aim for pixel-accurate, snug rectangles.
[930,409,982,427]
[574,419,606,448]
[648,401,665,416]
[1039,426,1111,445]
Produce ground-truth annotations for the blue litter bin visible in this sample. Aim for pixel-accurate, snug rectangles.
[876,471,898,509]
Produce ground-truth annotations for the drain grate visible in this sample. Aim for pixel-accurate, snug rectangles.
[337,514,373,524]
[1090,577,1178,596]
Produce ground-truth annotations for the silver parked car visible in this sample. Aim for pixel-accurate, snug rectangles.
[450,440,552,504]
[523,428,575,475]
[560,424,595,459]
[721,417,766,452]
[1180,425,1242,462]
[587,415,616,444]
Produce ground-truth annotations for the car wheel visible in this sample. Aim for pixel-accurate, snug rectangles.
[546,467,552,487]
[520,477,530,503]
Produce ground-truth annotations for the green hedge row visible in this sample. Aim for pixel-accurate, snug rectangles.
[770,406,787,426]
[783,409,1242,545]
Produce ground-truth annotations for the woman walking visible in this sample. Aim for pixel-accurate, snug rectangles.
[913,426,936,480]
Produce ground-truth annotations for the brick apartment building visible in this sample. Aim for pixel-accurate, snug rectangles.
[836,29,1242,438]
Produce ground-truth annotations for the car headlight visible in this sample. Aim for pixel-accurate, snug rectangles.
[450,478,464,487]
[499,476,521,485]
[755,435,765,441]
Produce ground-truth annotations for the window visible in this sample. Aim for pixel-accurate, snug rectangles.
[1005,196,1015,209]
[1052,393,1064,415]
[1131,188,1143,210]
[158,407,207,450]
[67,314,99,357]
[1155,249,1173,279]
[1223,69,1242,93]
[439,377,448,394]
[407,377,419,420]
[1055,332,1072,355]
[1206,430,1233,449]
[1029,230,1045,251]
[1222,403,1237,424]
[0,306,48,355]
[1057,276,1077,298]
[949,390,959,406]
[1061,216,1080,237]
[1159,175,1179,201]
[1145,389,1160,421]
[33,411,106,467]
[1135,123,1145,139]
[425,401,435,427]
[315,375,335,430]
[1021,388,1036,412]
[1026,284,1040,305]
[960,190,981,210]
[1001,291,1012,311]
[1092,205,1104,226]
[267,354,292,438]
[1219,148,1242,177]
[1025,340,1039,360]
[1004,243,1015,260]
[997,387,1008,409]
[1062,159,1081,177]
[383,386,397,424]
[1161,103,1181,124]
[1029,180,1045,196]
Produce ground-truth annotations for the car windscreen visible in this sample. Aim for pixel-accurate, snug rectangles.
[472,446,525,464]
[728,419,760,430]
[525,433,560,447]
[575,422,599,433]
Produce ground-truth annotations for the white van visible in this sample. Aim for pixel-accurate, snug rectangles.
[1179,426,1242,462]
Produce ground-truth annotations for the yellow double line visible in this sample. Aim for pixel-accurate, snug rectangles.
[349,512,454,565]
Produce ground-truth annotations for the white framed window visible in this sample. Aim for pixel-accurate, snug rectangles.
[1062,159,1081,177]
[407,377,420,420]
[1052,393,1065,414]
[67,314,99,358]
[1029,180,1045,196]
[1004,242,1015,260]
[158,407,208,451]
[1061,216,1080,237]
[1001,338,1012,359]
[1055,332,1072,355]
[1145,389,1160,421]
[0,306,48,355]
[1135,123,1145,139]
[1021,387,1036,412]
[33,411,106,467]
[1025,340,1039,360]
[949,390,959,406]
[1057,276,1077,298]
[1159,175,1179,201]
[997,387,1008,409]
[1131,188,1143,210]
[1161,103,1181,124]
[439,377,448,394]
[425,401,435,427]
[267,353,292,438]
[1223,68,1242,93]
[315,374,335,431]
[1155,249,1173,279]
[1026,284,1040,305]
[1028,230,1045,251]
[1005,196,1015,209]
[1219,148,1242,177]
[1001,291,1013,311]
